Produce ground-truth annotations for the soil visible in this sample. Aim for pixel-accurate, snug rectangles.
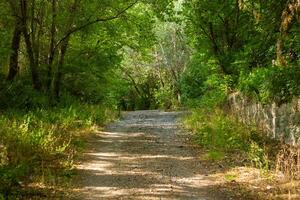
[70,110,271,200]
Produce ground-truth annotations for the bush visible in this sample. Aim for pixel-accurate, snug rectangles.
[154,84,180,110]
[180,52,232,108]
[180,53,212,101]
[184,108,251,151]
[0,79,48,110]
[184,106,272,171]
[238,65,300,104]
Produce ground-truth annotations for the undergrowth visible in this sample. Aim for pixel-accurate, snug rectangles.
[184,103,300,184]
[184,107,278,172]
[0,100,117,199]
[276,144,300,180]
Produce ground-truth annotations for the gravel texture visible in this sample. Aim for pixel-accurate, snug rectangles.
[73,110,224,200]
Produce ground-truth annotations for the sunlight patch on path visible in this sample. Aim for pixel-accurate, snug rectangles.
[73,111,220,200]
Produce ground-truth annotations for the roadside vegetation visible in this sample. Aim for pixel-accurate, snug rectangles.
[0,100,116,199]
[179,1,300,198]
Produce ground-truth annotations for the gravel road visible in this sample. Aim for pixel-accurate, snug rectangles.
[73,110,224,200]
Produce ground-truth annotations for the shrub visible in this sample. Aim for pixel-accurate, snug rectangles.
[238,65,300,104]
[184,106,272,171]
[184,108,251,151]
[0,80,48,110]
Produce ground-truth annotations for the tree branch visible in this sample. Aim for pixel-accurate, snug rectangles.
[54,0,138,50]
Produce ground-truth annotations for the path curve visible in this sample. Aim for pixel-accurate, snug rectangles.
[74,110,223,200]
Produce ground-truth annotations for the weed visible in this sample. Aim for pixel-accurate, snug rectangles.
[204,151,225,161]
[0,102,117,198]
[184,107,275,176]
[224,173,238,182]
[276,144,300,180]
[248,141,270,173]
[184,108,251,152]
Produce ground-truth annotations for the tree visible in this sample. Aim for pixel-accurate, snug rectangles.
[183,0,288,74]
[1,0,174,102]
[153,21,190,104]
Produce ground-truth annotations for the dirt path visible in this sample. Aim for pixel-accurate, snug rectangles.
[73,110,225,200]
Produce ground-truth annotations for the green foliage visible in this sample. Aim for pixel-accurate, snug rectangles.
[0,79,48,109]
[180,53,210,100]
[184,105,272,171]
[248,141,270,171]
[62,35,121,104]
[180,50,233,109]
[238,66,300,104]
[0,1,12,71]
[117,19,190,111]
[182,74,229,109]
[204,150,225,161]
[224,173,237,182]
[118,53,160,110]
[0,100,117,197]
[183,0,288,72]
[182,0,300,106]
[184,109,250,151]
[154,84,180,110]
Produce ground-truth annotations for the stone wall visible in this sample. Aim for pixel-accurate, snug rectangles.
[227,93,300,146]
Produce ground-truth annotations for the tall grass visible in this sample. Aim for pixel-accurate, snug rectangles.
[184,108,273,170]
[0,101,117,198]
[184,108,251,151]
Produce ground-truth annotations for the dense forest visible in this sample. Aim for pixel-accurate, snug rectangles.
[1,0,300,199]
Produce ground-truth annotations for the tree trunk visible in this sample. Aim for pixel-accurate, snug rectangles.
[7,20,22,81]
[276,37,287,66]
[20,0,41,90]
[22,25,41,90]
[47,0,57,90]
[52,39,69,100]
[50,0,80,101]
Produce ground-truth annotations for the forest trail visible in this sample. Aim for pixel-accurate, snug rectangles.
[73,110,225,200]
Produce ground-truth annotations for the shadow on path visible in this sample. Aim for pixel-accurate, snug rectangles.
[71,111,254,200]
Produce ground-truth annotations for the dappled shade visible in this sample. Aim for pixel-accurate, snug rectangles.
[73,111,222,200]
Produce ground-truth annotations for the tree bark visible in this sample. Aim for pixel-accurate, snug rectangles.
[7,20,22,81]
[47,0,57,90]
[20,0,41,90]
[52,39,69,100]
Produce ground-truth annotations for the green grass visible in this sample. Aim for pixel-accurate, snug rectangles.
[184,107,272,171]
[184,108,251,152]
[204,150,225,161]
[0,101,117,198]
[224,173,238,182]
